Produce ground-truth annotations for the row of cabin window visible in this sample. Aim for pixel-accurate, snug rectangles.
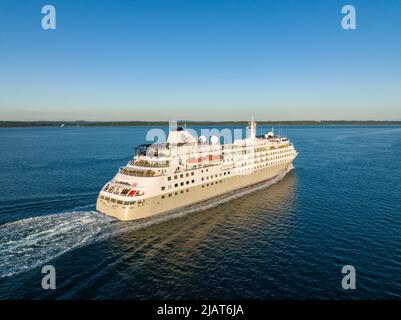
[201,171,231,181]
[161,189,190,199]
[167,172,195,181]
[166,167,210,182]
[271,149,292,155]
[162,170,232,190]
[160,164,290,200]
[161,179,195,191]
[161,160,293,201]
[99,195,136,206]
[161,171,232,192]
[271,153,293,160]
[160,179,226,198]
[202,180,224,188]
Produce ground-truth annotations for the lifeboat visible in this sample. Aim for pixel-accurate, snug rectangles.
[187,157,203,164]
[208,155,220,161]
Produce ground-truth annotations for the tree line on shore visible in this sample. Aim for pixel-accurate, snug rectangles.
[1,120,400,128]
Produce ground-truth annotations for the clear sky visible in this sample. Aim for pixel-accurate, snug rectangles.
[0,0,400,121]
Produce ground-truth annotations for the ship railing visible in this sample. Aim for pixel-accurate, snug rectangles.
[129,159,170,168]
[120,167,164,177]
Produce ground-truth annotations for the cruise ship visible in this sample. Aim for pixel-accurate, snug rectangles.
[96,121,298,221]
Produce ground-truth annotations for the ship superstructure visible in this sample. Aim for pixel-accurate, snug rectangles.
[96,121,298,220]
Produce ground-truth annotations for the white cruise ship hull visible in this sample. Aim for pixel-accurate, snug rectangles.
[96,160,293,221]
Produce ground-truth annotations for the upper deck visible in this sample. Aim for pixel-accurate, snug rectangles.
[120,124,294,178]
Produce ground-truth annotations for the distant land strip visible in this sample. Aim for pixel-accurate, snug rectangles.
[1,120,401,128]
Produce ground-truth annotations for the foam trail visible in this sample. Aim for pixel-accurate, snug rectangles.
[0,167,292,279]
[0,211,113,278]
[64,203,96,212]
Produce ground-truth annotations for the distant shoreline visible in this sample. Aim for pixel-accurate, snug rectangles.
[1,120,400,128]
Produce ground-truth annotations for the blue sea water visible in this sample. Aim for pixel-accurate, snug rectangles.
[0,125,400,299]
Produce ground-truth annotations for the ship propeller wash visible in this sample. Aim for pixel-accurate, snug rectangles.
[96,121,298,221]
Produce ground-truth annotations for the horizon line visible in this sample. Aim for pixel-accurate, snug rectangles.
[2,119,401,123]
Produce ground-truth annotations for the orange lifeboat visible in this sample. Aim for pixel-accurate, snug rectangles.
[187,157,202,164]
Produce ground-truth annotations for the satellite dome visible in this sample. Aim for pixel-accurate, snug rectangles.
[234,139,244,146]
[210,136,219,145]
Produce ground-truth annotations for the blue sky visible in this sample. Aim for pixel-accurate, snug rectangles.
[0,0,400,121]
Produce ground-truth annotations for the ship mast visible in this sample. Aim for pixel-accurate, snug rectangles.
[249,118,256,140]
